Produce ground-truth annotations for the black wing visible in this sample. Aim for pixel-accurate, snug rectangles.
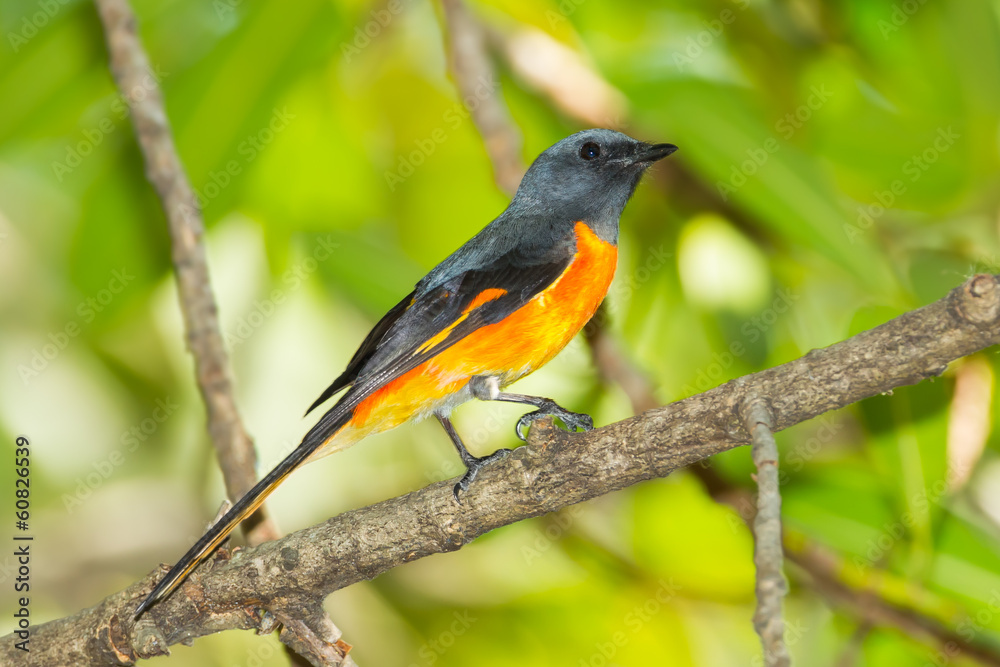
[306,239,574,415]
[138,233,577,618]
[305,291,414,416]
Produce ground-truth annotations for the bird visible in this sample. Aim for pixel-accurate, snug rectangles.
[134,128,677,617]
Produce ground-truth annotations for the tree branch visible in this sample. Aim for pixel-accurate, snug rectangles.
[786,538,1000,667]
[441,0,524,196]
[93,0,276,544]
[476,21,1000,663]
[92,2,360,664]
[6,274,998,665]
[741,399,791,666]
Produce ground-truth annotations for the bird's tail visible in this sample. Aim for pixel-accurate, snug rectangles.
[133,408,353,618]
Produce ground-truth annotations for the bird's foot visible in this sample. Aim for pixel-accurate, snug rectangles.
[515,402,594,441]
[453,448,512,503]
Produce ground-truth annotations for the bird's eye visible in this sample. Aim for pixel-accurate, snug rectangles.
[579,142,601,160]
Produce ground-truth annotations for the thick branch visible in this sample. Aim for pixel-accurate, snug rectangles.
[5,275,998,665]
[93,0,276,543]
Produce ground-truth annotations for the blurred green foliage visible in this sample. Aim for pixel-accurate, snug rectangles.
[1,0,999,665]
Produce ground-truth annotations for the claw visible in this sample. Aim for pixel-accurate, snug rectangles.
[515,404,594,440]
[515,417,530,442]
[452,448,512,503]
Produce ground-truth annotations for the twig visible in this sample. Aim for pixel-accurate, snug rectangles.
[5,274,999,665]
[697,443,1000,665]
[741,398,791,666]
[441,0,524,196]
[787,539,1000,667]
[583,305,661,413]
[93,3,359,665]
[488,25,628,129]
[834,623,872,667]
[442,13,999,663]
[93,0,277,546]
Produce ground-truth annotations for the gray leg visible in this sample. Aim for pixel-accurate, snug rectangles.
[436,413,511,502]
[469,376,595,441]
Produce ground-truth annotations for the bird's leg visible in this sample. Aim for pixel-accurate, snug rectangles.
[469,376,595,442]
[436,413,511,502]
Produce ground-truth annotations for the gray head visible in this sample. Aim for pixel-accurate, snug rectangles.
[417,130,676,292]
[509,129,677,242]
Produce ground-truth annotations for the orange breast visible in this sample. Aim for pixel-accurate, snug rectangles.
[325,221,617,452]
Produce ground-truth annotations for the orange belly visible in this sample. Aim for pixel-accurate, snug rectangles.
[319,221,617,454]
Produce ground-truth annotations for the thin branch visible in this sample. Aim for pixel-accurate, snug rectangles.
[698,445,1000,665]
[583,305,661,413]
[440,11,1000,663]
[6,274,999,665]
[93,2,358,664]
[786,539,1000,667]
[93,0,276,546]
[488,25,628,129]
[441,0,524,196]
[741,398,791,666]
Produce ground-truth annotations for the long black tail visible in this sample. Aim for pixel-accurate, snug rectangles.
[133,407,353,618]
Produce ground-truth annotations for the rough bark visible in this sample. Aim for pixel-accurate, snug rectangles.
[4,274,998,666]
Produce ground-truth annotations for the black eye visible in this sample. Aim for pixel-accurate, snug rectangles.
[579,142,600,160]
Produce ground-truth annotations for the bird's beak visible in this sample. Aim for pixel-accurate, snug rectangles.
[634,142,678,164]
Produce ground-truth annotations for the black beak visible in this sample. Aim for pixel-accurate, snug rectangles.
[634,142,678,164]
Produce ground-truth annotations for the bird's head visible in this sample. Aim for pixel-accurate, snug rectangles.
[511,128,677,241]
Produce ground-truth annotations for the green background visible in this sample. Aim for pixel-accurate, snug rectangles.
[1,0,1000,665]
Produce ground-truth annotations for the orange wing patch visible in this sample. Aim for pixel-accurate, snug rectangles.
[338,222,617,448]
[415,287,509,355]
[462,287,508,314]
